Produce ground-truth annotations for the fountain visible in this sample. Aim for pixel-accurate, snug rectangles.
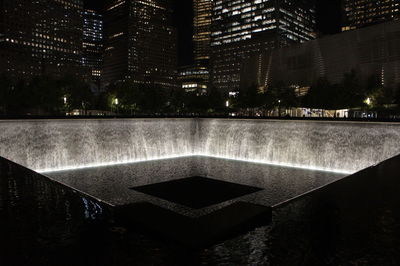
[1,118,399,174]
[1,118,400,258]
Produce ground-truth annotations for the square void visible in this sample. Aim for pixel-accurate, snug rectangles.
[131,176,263,209]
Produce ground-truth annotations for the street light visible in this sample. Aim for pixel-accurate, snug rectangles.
[278,99,281,117]
[115,98,119,115]
[62,96,68,116]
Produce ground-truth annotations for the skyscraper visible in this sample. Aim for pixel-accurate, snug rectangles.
[193,0,212,68]
[178,0,213,94]
[210,0,316,94]
[0,0,84,78]
[342,0,400,31]
[103,0,177,90]
[82,9,103,88]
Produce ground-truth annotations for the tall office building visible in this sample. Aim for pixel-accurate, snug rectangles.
[210,0,316,94]
[193,0,212,67]
[179,0,213,94]
[103,0,177,90]
[342,0,400,31]
[0,0,83,78]
[82,9,103,88]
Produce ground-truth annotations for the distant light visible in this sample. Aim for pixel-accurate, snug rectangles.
[63,97,67,104]
[226,100,229,107]
[365,97,371,106]
[115,98,119,105]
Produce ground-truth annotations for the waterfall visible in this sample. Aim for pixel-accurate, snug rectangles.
[0,118,399,174]
[0,119,196,172]
[196,119,400,173]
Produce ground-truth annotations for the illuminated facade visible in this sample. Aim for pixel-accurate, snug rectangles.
[0,0,84,78]
[103,0,177,90]
[210,0,316,94]
[241,21,400,93]
[82,9,103,88]
[177,66,209,94]
[342,0,400,31]
[193,0,212,68]
[177,0,212,94]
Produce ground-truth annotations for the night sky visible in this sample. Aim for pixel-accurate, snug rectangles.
[85,0,342,66]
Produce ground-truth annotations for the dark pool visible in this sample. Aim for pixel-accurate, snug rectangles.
[1,155,400,266]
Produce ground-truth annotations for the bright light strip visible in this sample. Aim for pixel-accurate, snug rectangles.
[36,154,194,173]
[195,154,354,175]
[36,154,353,175]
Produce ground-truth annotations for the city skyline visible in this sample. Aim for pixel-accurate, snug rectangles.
[84,0,343,66]
[1,0,399,117]
[2,2,400,264]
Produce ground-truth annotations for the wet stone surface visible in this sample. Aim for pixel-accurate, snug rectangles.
[45,156,345,217]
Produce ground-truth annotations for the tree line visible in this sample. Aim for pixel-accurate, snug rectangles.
[235,70,400,115]
[0,74,94,115]
[1,70,399,116]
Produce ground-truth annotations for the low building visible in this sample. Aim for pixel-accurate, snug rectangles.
[177,66,209,95]
[241,21,400,91]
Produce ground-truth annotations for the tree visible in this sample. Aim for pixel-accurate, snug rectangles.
[364,75,393,108]
[238,84,263,109]
[340,69,364,108]
[59,75,93,113]
[265,82,298,112]
[0,74,12,114]
[302,78,333,109]
[185,92,208,113]
[140,84,168,112]
[207,86,224,111]
[169,87,186,113]
[395,84,400,105]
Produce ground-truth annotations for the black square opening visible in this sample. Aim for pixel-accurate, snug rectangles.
[130,176,263,209]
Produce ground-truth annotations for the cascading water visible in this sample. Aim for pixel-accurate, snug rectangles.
[0,119,196,172]
[0,118,400,174]
[196,119,400,173]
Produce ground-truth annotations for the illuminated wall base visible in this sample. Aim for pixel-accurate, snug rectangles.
[37,154,353,175]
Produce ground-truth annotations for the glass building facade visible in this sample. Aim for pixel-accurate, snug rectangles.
[0,0,84,78]
[103,0,177,90]
[210,0,316,94]
[342,0,400,31]
[82,9,103,88]
[181,0,213,94]
[193,0,212,67]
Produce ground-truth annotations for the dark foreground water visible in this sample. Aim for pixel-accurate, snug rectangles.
[1,156,400,265]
